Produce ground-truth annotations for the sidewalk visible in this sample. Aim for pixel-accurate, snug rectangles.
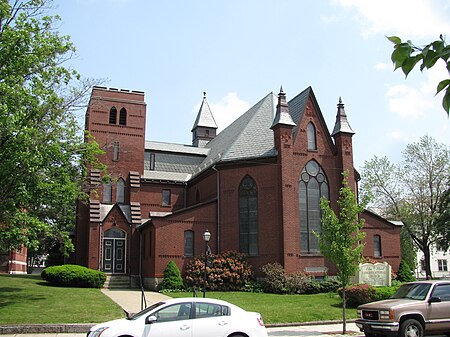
[0,288,363,337]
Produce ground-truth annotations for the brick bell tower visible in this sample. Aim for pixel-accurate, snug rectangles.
[76,86,146,273]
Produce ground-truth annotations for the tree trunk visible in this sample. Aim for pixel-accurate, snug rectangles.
[342,285,347,334]
[423,245,432,279]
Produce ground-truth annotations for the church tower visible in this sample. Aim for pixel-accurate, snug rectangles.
[191,92,217,147]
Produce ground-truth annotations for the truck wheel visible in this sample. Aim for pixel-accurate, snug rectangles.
[399,319,423,337]
[364,333,379,337]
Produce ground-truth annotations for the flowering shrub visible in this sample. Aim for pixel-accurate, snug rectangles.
[185,251,252,291]
[339,284,376,307]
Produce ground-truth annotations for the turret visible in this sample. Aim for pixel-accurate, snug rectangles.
[191,92,217,147]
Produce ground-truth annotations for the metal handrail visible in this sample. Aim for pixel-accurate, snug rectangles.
[140,276,147,311]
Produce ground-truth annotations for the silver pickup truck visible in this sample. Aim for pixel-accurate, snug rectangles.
[355,280,450,337]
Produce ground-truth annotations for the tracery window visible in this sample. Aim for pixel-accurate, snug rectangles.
[239,175,258,256]
[299,160,328,253]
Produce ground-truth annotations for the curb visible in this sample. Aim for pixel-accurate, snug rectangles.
[0,320,356,334]
[0,324,94,335]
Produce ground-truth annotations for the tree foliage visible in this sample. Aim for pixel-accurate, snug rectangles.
[436,187,450,250]
[0,0,104,254]
[360,135,450,279]
[387,35,450,115]
[317,170,366,334]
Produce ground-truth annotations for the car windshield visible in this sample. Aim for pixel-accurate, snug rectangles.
[391,283,431,300]
[127,302,165,320]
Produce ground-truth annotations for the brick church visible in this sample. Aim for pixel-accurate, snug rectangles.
[74,85,402,289]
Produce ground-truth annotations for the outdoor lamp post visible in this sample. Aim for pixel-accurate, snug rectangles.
[202,229,211,298]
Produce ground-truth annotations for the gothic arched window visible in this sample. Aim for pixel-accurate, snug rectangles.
[103,181,112,204]
[374,235,382,258]
[299,160,328,253]
[119,107,127,125]
[109,106,117,124]
[184,230,194,257]
[307,122,317,150]
[239,175,258,256]
[116,178,125,204]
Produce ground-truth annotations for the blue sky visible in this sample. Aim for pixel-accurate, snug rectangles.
[55,0,450,170]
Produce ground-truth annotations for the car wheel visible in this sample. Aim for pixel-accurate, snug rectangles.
[399,319,423,337]
[364,333,379,337]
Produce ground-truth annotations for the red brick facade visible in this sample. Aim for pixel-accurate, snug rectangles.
[75,86,401,289]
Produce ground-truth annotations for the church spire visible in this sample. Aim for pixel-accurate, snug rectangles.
[191,92,218,147]
[331,97,354,136]
[271,86,296,129]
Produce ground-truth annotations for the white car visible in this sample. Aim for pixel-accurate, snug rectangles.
[88,297,268,337]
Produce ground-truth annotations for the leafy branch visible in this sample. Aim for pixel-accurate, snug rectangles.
[387,35,450,115]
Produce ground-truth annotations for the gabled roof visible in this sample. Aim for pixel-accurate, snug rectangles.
[288,87,336,151]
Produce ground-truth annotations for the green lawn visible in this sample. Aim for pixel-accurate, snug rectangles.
[0,274,356,325]
[0,274,124,324]
[169,291,357,324]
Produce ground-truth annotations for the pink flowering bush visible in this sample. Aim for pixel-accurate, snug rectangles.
[185,251,252,291]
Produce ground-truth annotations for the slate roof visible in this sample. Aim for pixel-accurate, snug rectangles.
[191,94,218,131]
[197,92,278,170]
[143,87,334,182]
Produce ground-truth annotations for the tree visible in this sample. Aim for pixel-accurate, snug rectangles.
[0,0,103,256]
[360,135,450,279]
[387,35,450,115]
[160,261,184,291]
[435,187,450,250]
[317,170,366,334]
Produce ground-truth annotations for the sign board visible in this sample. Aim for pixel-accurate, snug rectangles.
[352,262,391,286]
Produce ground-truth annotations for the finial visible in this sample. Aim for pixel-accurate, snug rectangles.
[203,91,206,99]
[280,85,284,94]
[339,96,342,104]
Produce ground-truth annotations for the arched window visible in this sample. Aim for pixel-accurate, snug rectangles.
[116,178,125,204]
[299,160,328,253]
[307,122,317,150]
[104,228,125,238]
[239,175,258,256]
[109,106,117,124]
[374,235,382,258]
[103,181,112,203]
[119,107,127,125]
[184,230,194,257]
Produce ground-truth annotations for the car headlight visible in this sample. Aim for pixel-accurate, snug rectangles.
[379,310,392,320]
[89,327,109,337]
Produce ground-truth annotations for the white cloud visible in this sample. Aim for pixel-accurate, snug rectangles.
[333,0,450,38]
[195,93,250,133]
[375,62,391,70]
[385,60,448,119]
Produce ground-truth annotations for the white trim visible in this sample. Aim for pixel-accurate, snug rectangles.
[9,260,27,266]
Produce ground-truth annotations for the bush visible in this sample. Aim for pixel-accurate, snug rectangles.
[373,285,399,301]
[261,263,340,295]
[160,261,183,290]
[261,263,287,294]
[185,251,252,291]
[41,264,106,288]
[339,284,376,307]
[396,260,416,282]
